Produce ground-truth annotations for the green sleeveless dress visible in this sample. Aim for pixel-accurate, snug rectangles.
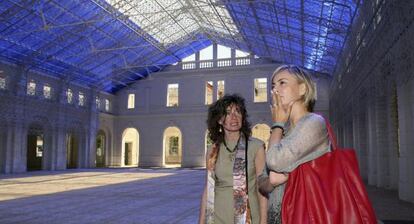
[213,137,264,224]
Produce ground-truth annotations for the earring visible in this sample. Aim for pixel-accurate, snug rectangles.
[219,125,223,133]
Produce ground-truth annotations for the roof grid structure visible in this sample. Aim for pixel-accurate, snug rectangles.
[225,0,357,73]
[0,0,358,93]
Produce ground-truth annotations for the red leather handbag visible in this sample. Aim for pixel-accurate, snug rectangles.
[281,119,377,224]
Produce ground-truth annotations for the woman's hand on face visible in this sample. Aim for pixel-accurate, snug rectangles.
[270,90,295,123]
[269,171,289,186]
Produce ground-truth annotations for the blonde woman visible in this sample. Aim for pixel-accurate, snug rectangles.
[259,65,330,223]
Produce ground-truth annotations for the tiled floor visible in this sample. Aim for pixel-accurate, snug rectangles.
[0,168,413,224]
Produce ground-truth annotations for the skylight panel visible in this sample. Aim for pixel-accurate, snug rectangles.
[106,0,239,45]
[236,49,249,58]
[305,1,333,70]
[217,44,231,59]
[182,53,195,62]
[200,45,213,60]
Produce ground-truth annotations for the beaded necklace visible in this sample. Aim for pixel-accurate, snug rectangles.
[223,135,241,161]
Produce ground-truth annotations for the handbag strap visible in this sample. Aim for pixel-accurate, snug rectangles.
[245,134,248,192]
[324,118,338,151]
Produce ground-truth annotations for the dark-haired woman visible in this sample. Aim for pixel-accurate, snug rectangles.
[199,94,267,224]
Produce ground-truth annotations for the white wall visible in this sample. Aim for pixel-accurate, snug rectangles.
[111,63,331,167]
[0,62,109,173]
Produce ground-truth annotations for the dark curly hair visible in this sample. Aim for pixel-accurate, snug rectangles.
[206,94,251,169]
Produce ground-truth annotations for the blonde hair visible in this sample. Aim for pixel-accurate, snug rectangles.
[271,64,317,112]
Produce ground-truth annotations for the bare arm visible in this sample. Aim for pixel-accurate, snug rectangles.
[255,145,268,224]
[258,168,273,195]
[258,168,288,195]
[198,183,207,224]
[269,171,288,186]
[199,148,211,224]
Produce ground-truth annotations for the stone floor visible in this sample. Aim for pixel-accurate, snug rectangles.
[0,168,413,224]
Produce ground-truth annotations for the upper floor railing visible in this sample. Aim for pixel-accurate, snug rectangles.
[166,56,272,71]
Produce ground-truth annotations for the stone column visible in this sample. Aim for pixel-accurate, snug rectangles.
[366,85,378,186]
[9,121,26,173]
[397,77,414,203]
[51,125,67,170]
[212,43,218,67]
[195,51,200,69]
[357,92,369,180]
[87,89,99,168]
[4,122,14,173]
[53,79,68,170]
[386,82,399,190]
[374,72,391,188]
[0,123,5,173]
[352,97,361,161]
[231,48,236,66]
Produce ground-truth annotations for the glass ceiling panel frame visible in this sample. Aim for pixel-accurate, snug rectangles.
[0,0,359,93]
[105,0,239,45]
[224,0,358,74]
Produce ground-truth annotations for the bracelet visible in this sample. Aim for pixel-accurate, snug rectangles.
[271,125,284,131]
[272,122,286,129]
[270,122,285,134]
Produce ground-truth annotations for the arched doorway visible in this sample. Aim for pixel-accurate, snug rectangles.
[252,123,271,150]
[163,127,182,167]
[27,124,44,171]
[96,130,106,168]
[66,133,79,169]
[121,128,139,167]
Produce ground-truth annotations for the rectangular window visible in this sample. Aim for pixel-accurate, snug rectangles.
[217,80,225,99]
[254,78,267,102]
[128,93,135,109]
[167,83,179,107]
[169,136,179,155]
[36,135,43,157]
[43,84,51,99]
[79,92,85,106]
[0,75,6,90]
[205,81,214,105]
[27,80,36,96]
[96,97,101,110]
[105,99,110,111]
[67,88,73,104]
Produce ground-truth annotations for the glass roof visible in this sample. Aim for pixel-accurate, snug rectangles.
[0,0,359,93]
[106,0,238,45]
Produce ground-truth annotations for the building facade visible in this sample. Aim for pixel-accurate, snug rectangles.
[329,1,414,203]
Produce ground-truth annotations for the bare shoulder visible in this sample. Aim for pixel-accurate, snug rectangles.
[248,137,265,152]
[249,136,265,145]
